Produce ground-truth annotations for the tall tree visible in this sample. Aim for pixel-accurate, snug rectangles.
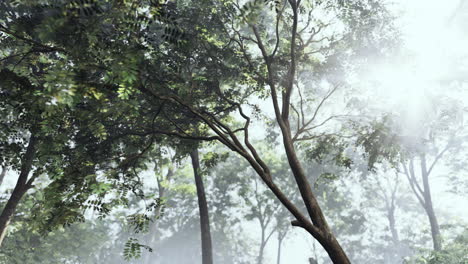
[358,94,467,252]
[0,0,396,262]
[190,148,214,264]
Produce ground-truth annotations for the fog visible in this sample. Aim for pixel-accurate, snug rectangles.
[0,0,467,264]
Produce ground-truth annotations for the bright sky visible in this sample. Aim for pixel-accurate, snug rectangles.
[368,0,468,107]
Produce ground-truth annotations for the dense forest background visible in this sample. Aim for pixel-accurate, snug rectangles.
[0,0,467,263]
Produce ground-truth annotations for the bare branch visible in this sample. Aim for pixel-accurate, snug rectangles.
[291,104,301,133]
[297,83,305,126]
[409,159,425,195]
[427,143,451,176]
[303,84,339,129]
[271,0,287,57]
[293,132,354,142]
[251,25,285,129]
[402,162,425,207]
[281,0,300,121]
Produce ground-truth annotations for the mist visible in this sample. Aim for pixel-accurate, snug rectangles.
[0,0,467,264]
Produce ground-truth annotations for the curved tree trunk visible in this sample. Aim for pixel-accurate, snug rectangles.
[280,127,350,264]
[0,135,37,247]
[190,149,213,264]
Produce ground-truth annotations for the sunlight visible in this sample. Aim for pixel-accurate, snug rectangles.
[369,62,426,106]
[364,0,467,124]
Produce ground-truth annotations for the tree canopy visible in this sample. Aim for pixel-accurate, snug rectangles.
[0,0,467,263]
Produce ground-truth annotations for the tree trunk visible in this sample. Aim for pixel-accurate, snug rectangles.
[143,166,174,264]
[280,128,350,264]
[190,149,213,264]
[0,135,37,247]
[385,186,400,245]
[276,233,284,264]
[315,235,350,264]
[0,166,6,187]
[388,206,399,244]
[258,241,266,264]
[425,205,442,251]
[421,156,442,251]
[257,221,266,264]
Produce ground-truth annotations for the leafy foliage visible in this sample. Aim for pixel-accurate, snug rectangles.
[405,229,468,264]
[123,237,153,261]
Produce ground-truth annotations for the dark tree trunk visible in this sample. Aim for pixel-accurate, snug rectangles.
[190,149,213,264]
[280,129,350,264]
[0,166,6,187]
[315,235,350,264]
[0,135,37,247]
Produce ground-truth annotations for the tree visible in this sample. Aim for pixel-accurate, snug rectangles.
[405,228,468,264]
[233,151,294,264]
[0,69,71,246]
[0,191,117,264]
[358,93,468,252]
[0,167,6,187]
[357,165,416,263]
[0,0,396,262]
[190,148,214,264]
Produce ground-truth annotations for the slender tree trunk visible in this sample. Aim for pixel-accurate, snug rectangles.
[190,149,213,264]
[276,233,284,264]
[424,205,442,251]
[0,166,6,187]
[143,166,174,264]
[385,177,399,245]
[386,203,402,263]
[404,156,443,251]
[0,135,37,247]
[258,241,266,264]
[388,206,399,245]
[421,156,442,251]
[257,222,266,264]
